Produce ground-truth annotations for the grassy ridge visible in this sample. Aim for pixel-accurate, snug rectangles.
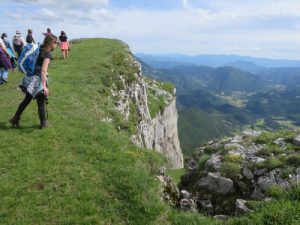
[0,38,215,225]
[1,38,298,225]
[0,39,170,224]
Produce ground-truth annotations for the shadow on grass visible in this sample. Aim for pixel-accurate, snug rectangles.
[0,122,41,132]
[0,122,10,130]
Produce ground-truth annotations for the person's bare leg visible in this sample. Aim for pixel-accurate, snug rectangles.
[62,50,65,60]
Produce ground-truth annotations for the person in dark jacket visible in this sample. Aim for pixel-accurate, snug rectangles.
[9,34,58,128]
[26,29,36,44]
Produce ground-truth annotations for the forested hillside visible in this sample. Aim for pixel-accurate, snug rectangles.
[139,57,300,155]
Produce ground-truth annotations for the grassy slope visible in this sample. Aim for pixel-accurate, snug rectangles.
[0,39,214,224]
[179,108,233,155]
[1,38,298,225]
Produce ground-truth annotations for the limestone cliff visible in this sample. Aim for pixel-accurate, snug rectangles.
[111,45,183,168]
[132,96,184,169]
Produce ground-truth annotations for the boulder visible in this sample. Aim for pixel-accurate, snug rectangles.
[231,135,243,143]
[237,181,248,191]
[201,193,213,200]
[197,173,233,195]
[205,154,222,172]
[274,138,286,148]
[235,199,253,215]
[251,187,265,200]
[179,198,197,212]
[249,156,265,164]
[243,167,254,180]
[185,157,197,170]
[242,130,261,137]
[214,215,229,220]
[192,148,205,161]
[254,168,267,176]
[293,134,300,146]
[180,190,192,199]
[157,175,180,206]
[158,167,166,176]
[207,140,214,145]
[269,170,278,182]
[257,176,277,192]
[199,200,214,213]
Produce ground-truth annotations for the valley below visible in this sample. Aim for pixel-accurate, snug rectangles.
[137,53,300,155]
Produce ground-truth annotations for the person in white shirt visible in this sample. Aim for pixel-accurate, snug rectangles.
[12,30,25,58]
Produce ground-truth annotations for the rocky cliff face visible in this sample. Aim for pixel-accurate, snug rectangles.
[111,48,183,168]
[132,97,184,169]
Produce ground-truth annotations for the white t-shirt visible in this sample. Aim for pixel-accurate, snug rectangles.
[0,38,5,47]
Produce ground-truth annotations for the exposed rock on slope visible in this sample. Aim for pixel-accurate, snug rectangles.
[179,130,300,215]
[111,44,183,168]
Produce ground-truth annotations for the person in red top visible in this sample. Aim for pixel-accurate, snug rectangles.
[59,31,70,60]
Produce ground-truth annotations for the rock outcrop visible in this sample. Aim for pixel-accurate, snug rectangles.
[132,98,183,168]
[179,130,300,216]
[111,47,183,168]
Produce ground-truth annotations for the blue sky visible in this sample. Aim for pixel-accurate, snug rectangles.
[1,0,300,59]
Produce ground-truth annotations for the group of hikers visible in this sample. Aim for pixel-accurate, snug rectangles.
[0,28,71,128]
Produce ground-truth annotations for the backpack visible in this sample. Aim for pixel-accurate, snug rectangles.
[13,36,23,46]
[18,44,40,77]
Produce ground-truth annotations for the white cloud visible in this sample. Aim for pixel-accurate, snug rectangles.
[5,0,112,24]
[181,0,300,21]
[2,0,300,59]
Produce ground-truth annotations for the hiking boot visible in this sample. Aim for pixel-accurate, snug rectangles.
[9,117,20,128]
[40,120,49,129]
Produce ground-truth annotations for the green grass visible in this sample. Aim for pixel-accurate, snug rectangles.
[257,144,284,157]
[145,78,174,119]
[287,154,300,167]
[254,130,297,145]
[197,154,210,170]
[147,92,167,119]
[166,168,186,184]
[1,38,299,224]
[220,162,241,179]
[0,39,168,224]
[257,156,285,170]
[225,200,300,225]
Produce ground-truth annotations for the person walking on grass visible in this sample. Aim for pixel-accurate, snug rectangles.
[26,29,36,44]
[59,31,70,60]
[1,33,17,69]
[43,28,52,37]
[12,30,25,59]
[1,33,16,71]
[0,37,12,84]
[9,34,58,129]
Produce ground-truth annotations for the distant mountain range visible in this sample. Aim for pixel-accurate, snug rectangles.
[136,53,300,69]
[137,53,300,155]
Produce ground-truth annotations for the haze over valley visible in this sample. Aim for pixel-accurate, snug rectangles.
[137,53,300,155]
